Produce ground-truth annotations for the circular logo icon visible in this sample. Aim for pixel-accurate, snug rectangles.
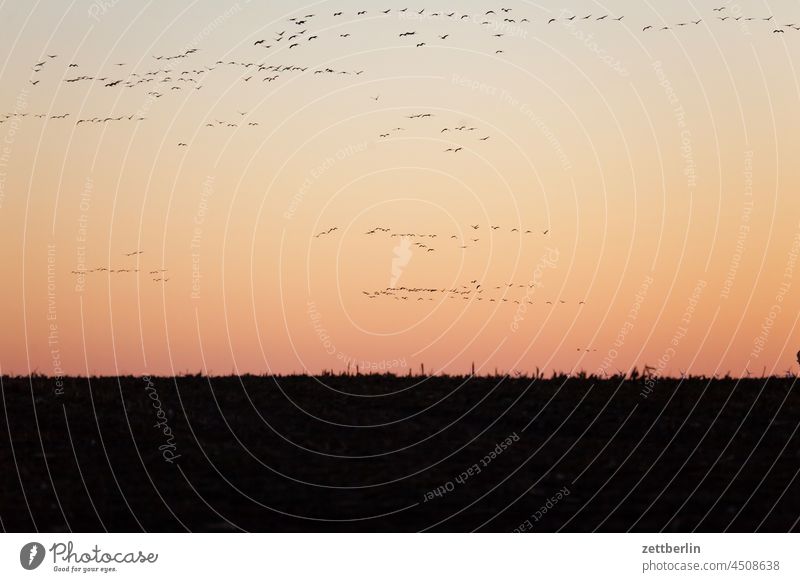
[20,542,46,570]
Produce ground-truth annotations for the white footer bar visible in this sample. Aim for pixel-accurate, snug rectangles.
[1,534,796,581]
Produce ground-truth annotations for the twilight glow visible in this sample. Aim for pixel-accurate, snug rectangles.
[1,0,798,377]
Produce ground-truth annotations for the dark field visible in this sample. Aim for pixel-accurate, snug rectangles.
[1,373,799,532]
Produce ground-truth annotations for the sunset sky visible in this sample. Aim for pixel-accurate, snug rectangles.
[1,0,799,377]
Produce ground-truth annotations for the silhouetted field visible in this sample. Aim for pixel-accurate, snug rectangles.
[1,373,799,532]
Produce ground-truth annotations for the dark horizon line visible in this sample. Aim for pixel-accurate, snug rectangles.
[5,368,799,382]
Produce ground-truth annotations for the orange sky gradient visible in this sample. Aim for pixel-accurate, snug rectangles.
[1,1,799,377]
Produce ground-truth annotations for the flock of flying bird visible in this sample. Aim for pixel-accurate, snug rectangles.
[316,223,550,252]
[0,112,70,123]
[248,7,800,42]
[70,253,169,283]
[13,4,799,299]
[20,45,364,143]
[362,279,586,308]
[314,221,568,308]
[11,5,799,141]
[374,114,494,152]
[639,11,792,33]
[541,7,789,32]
